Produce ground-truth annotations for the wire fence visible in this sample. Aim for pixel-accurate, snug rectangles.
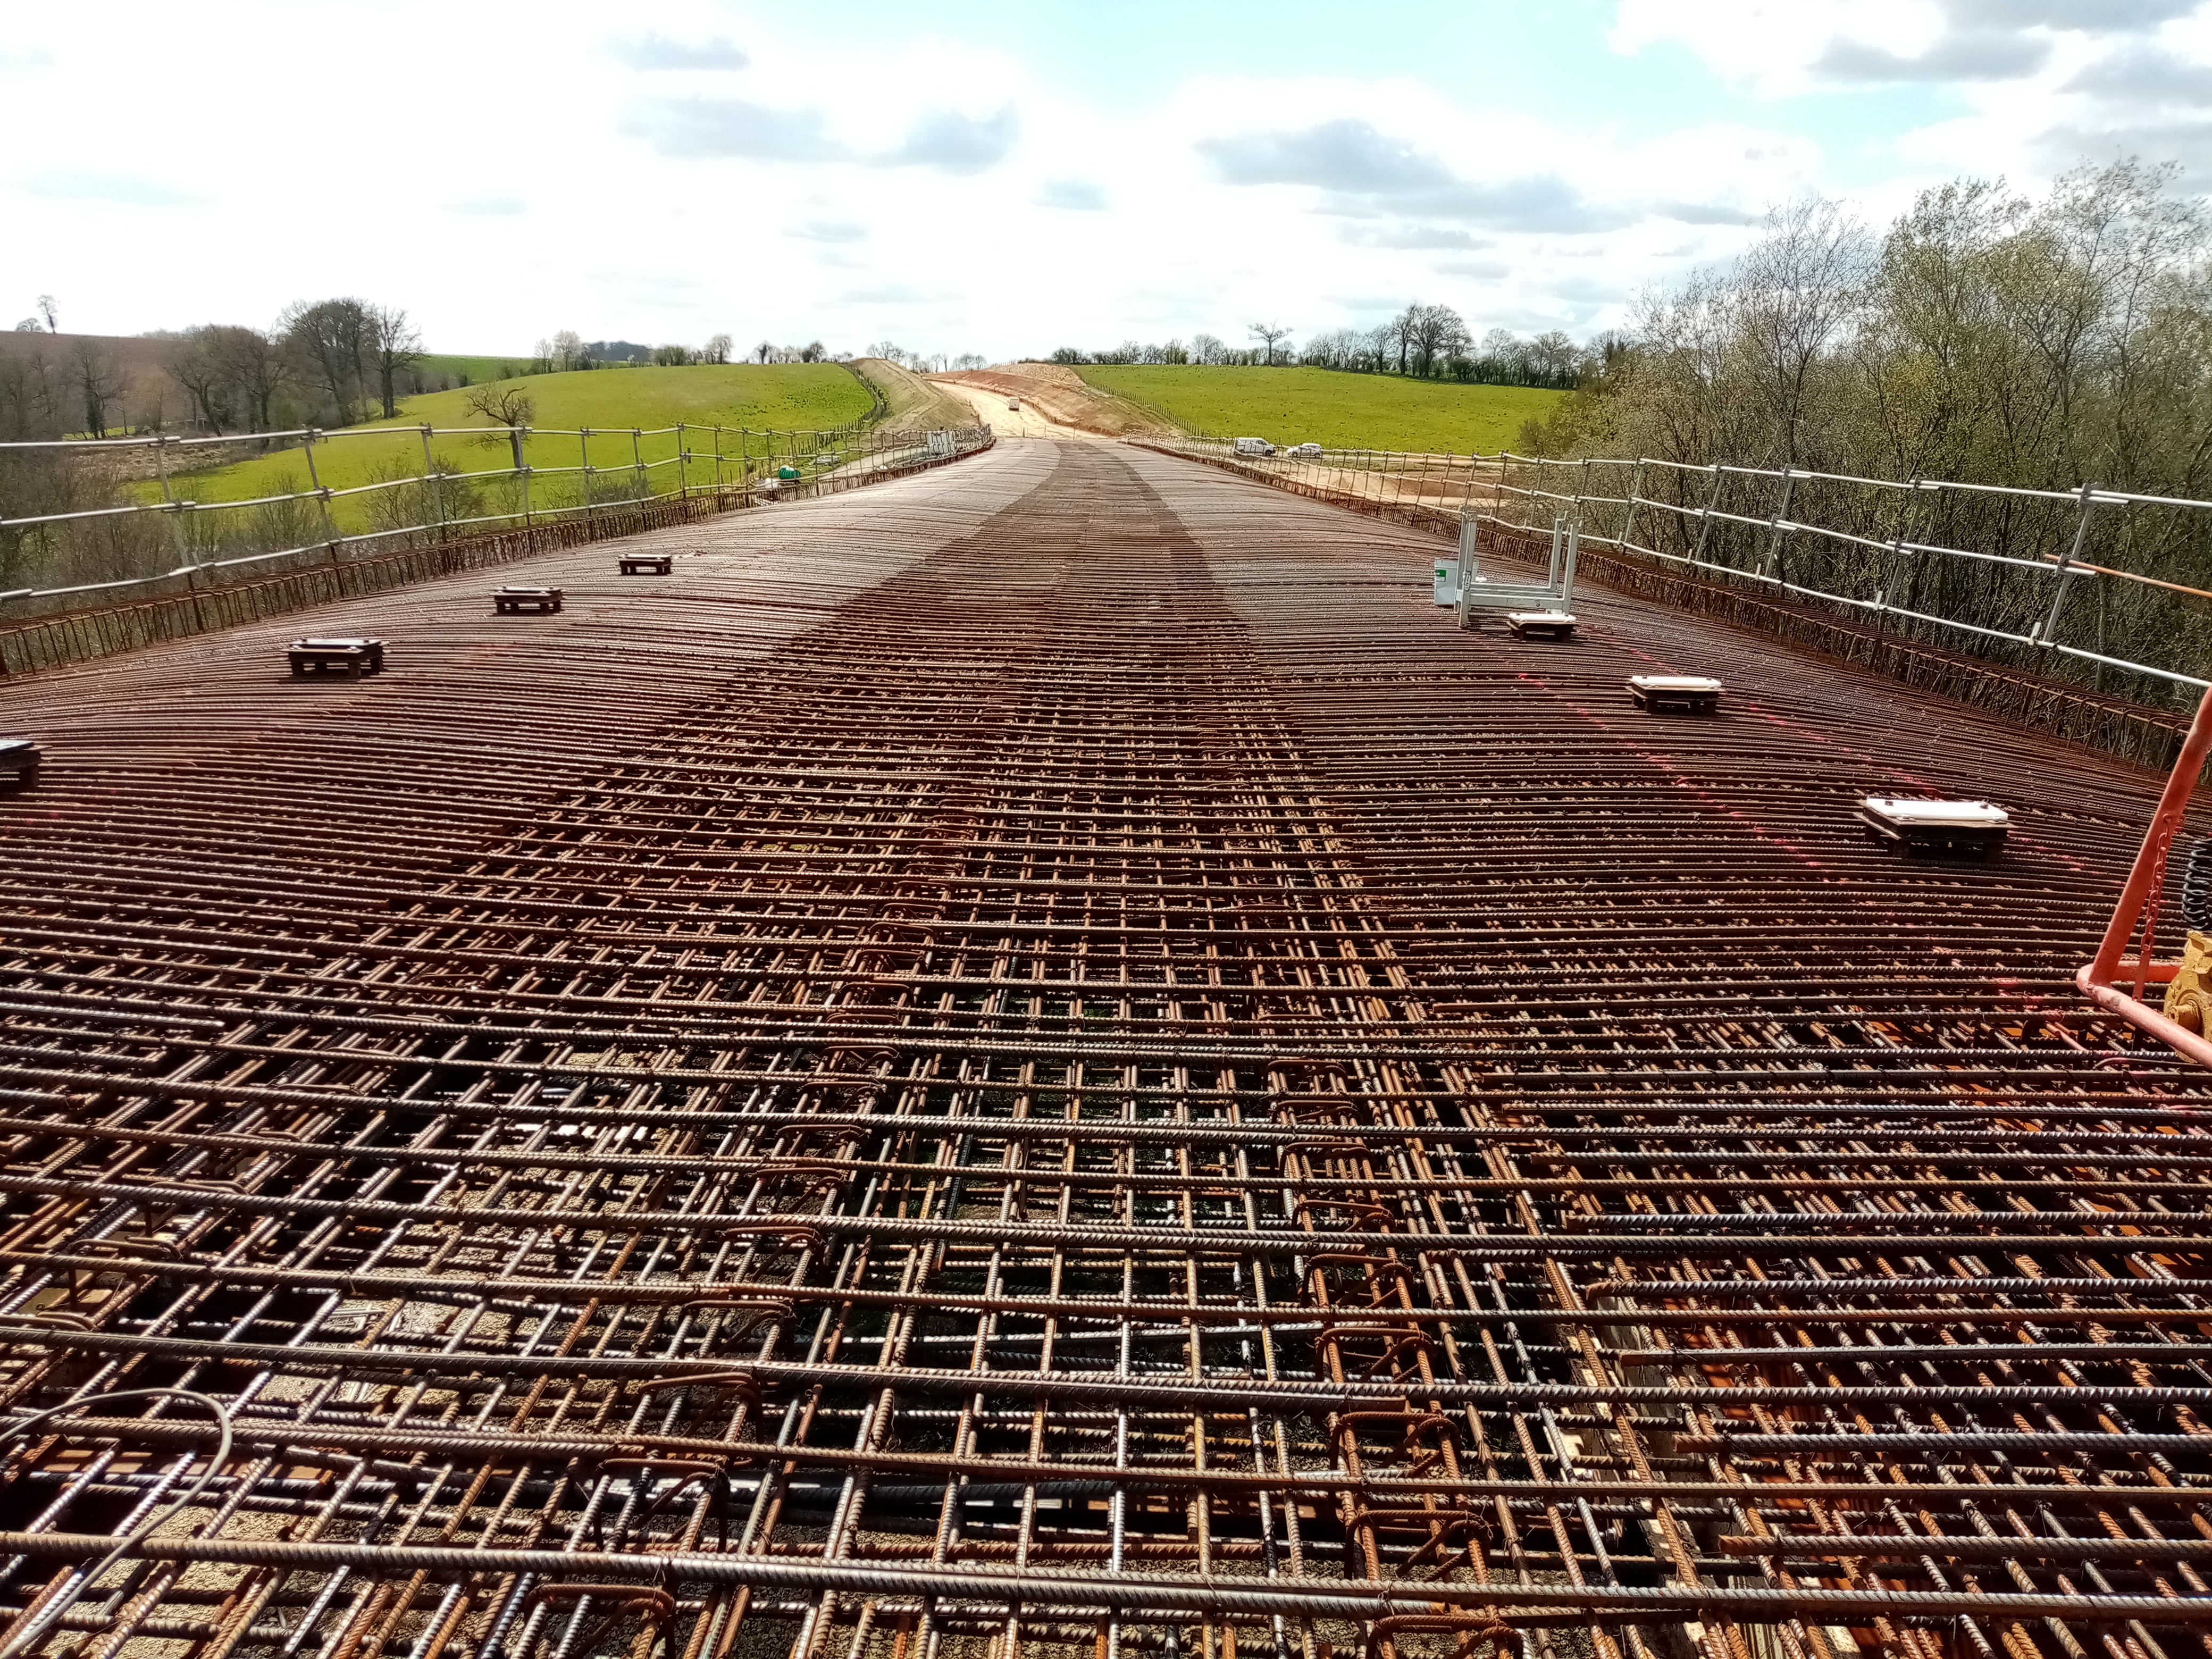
[1145,434,2212,735]
[0,418,992,622]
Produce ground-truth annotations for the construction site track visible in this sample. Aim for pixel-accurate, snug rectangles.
[0,440,2207,1659]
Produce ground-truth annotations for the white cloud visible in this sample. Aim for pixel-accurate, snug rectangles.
[10,0,2201,364]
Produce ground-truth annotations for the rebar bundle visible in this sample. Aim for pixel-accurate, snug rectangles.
[0,441,2206,1659]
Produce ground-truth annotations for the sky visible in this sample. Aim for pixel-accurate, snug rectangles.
[4,0,2210,362]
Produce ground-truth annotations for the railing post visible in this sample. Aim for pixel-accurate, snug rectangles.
[580,428,597,533]
[518,425,533,528]
[1870,476,1925,640]
[713,426,726,501]
[301,428,343,561]
[1619,460,1646,552]
[153,433,194,575]
[1762,467,1796,576]
[1688,462,1726,567]
[420,423,447,542]
[677,421,689,503]
[2032,481,2098,647]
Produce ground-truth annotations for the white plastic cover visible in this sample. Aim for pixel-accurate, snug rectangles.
[1862,796,2010,827]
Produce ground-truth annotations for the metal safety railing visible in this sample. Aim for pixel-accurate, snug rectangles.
[0,418,994,619]
[1145,434,2212,713]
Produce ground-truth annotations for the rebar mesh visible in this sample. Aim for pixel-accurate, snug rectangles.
[0,441,2206,1659]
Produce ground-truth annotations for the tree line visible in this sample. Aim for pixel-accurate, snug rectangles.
[1522,158,2211,497]
[2,297,427,442]
[1,306,848,448]
[172,299,423,434]
[1046,308,1590,389]
[1517,156,2212,698]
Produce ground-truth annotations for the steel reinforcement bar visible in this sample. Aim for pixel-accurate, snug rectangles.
[1131,440,2200,773]
[0,439,2210,1659]
[0,429,993,682]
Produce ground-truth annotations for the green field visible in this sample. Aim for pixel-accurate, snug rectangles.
[166,363,876,533]
[418,353,531,384]
[1076,366,1565,453]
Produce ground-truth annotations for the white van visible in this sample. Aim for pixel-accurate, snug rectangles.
[1233,436,1276,457]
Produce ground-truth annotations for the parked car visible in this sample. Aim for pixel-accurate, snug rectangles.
[1288,442,1322,458]
[1233,436,1276,457]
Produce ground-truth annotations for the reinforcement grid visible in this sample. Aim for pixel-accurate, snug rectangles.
[0,440,2209,1659]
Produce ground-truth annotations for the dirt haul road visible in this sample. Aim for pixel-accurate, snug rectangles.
[931,363,1170,439]
[933,378,1095,439]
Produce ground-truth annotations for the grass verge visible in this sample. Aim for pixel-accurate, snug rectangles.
[161,364,877,533]
[1075,365,1565,453]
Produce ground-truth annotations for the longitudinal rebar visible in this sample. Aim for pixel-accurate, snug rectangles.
[0,439,2207,1659]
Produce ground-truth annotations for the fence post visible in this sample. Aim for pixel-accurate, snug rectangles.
[631,427,647,507]
[2032,481,2098,648]
[1688,462,1728,568]
[301,428,343,563]
[519,425,533,528]
[420,424,448,543]
[1870,476,1925,654]
[739,428,751,501]
[712,426,725,501]
[1762,467,1796,576]
[677,422,689,502]
[153,433,194,574]
[1619,460,1646,552]
[580,428,596,533]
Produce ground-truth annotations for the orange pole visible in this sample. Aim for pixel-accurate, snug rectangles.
[2076,684,2212,1064]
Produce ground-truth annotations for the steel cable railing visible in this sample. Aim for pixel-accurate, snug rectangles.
[0,418,992,617]
[1143,435,2212,712]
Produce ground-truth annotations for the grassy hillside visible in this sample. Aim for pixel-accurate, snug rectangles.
[851,357,978,431]
[165,363,875,531]
[418,353,531,384]
[1076,366,1564,453]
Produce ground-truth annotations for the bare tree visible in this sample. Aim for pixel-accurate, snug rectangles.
[1527,330,1582,383]
[1730,197,1873,466]
[702,333,732,365]
[464,383,535,470]
[69,338,122,437]
[36,296,55,332]
[280,298,374,425]
[548,330,587,373]
[366,305,423,419]
[212,325,288,434]
[1386,306,1422,374]
[1411,304,1471,377]
[167,327,236,434]
[755,339,775,364]
[1247,322,1292,365]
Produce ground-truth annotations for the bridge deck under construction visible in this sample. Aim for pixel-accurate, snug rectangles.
[0,439,2207,1659]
